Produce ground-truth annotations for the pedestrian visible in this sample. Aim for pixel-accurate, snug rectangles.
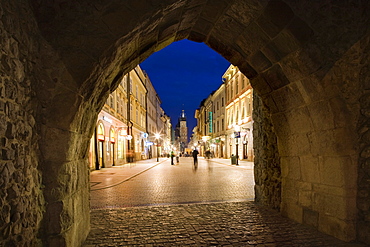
[192,149,199,165]
[205,150,211,159]
[170,151,175,165]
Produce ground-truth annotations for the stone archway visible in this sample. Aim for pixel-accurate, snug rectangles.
[1,0,369,246]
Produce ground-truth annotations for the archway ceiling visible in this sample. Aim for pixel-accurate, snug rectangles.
[31,0,369,112]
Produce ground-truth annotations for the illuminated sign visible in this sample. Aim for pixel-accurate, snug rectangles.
[234,131,241,138]
[103,116,112,123]
[209,111,213,133]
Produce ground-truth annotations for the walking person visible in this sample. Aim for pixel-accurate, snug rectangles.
[170,151,175,165]
[192,149,199,166]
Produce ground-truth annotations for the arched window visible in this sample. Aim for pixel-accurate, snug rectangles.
[110,128,115,143]
[97,123,105,141]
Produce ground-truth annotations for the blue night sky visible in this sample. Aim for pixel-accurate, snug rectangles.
[140,40,230,138]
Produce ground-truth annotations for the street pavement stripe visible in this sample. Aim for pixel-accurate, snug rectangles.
[91,159,167,191]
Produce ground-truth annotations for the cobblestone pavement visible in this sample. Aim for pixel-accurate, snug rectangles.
[84,158,364,246]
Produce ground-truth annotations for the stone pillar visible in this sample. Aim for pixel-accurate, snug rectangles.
[0,0,44,245]
[357,34,370,244]
[253,91,281,210]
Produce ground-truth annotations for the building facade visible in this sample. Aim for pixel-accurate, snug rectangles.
[145,72,159,159]
[209,83,226,158]
[89,65,172,170]
[224,65,253,161]
[193,64,253,161]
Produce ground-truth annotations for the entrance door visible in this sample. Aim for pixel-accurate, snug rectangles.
[99,141,104,168]
[111,142,115,166]
[243,142,248,159]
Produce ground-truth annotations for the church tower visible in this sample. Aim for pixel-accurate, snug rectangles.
[175,110,188,152]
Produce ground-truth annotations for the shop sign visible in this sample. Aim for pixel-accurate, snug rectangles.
[234,131,241,138]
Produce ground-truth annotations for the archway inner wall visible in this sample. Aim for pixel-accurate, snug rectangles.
[0,0,369,246]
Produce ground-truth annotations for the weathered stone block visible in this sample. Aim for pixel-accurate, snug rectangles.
[278,133,311,157]
[271,29,301,58]
[270,84,305,112]
[262,64,290,91]
[281,156,301,180]
[313,193,356,221]
[307,101,335,131]
[299,190,313,208]
[236,21,271,57]
[318,214,356,242]
[286,16,314,45]
[281,179,298,204]
[300,155,320,184]
[286,106,313,134]
[319,156,350,187]
[281,201,303,223]
[249,51,272,73]
[303,207,318,228]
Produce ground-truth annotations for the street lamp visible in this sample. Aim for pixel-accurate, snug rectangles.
[155,133,160,162]
[234,125,241,166]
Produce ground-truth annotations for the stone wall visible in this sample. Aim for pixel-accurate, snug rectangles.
[0,0,44,245]
[253,92,281,210]
[0,0,368,246]
[357,34,370,243]
[272,34,365,243]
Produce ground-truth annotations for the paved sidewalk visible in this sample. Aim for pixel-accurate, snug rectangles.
[90,158,166,191]
[84,201,363,247]
[85,158,364,246]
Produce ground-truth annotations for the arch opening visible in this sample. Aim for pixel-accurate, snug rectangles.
[1,0,368,246]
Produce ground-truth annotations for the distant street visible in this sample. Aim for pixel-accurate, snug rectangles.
[90,157,255,209]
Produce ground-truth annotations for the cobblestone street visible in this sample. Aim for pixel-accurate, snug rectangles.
[84,158,363,246]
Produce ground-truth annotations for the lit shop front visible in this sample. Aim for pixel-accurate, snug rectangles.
[89,113,129,170]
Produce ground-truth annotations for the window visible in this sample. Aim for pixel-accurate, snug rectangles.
[221,97,224,107]
[230,81,233,99]
[109,95,114,109]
